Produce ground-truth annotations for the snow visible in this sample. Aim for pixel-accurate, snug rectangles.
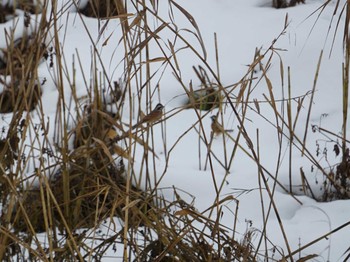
[1,0,349,261]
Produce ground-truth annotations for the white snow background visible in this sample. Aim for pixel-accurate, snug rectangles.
[1,0,350,261]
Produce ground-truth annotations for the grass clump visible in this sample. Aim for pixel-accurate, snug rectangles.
[79,0,121,18]
[0,0,256,260]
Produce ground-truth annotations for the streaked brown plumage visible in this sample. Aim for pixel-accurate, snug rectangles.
[132,103,164,129]
[211,115,233,136]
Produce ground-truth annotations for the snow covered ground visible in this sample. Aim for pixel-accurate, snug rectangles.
[1,0,349,260]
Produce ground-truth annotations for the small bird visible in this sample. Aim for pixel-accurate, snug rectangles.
[132,103,164,129]
[210,115,233,136]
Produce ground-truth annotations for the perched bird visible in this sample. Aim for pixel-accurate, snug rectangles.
[132,103,164,129]
[210,115,233,136]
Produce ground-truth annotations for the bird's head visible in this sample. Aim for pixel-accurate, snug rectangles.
[155,103,164,111]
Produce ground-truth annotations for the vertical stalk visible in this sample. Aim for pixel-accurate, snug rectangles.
[342,2,350,163]
[287,67,293,193]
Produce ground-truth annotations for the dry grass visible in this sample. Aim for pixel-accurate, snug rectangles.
[0,0,349,261]
[0,0,255,261]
